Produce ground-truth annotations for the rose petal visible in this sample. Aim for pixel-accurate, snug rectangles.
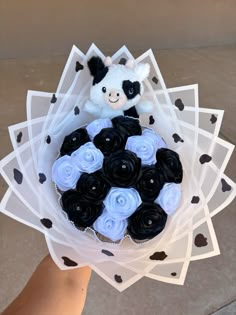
[72,142,104,173]
[60,128,90,156]
[155,183,182,215]
[104,187,141,220]
[128,203,167,240]
[93,210,128,242]
[61,190,103,227]
[142,129,167,150]
[86,118,112,139]
[125,135,157,165]
[52,155,80,191]
[156,148,183,183]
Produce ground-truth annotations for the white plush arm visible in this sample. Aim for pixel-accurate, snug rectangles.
[136,100,153,114]
[100,107,124,119]
[84,100,102,117]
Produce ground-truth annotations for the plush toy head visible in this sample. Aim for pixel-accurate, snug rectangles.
[87,56,150,111]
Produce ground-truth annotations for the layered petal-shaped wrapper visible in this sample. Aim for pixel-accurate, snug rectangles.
[0,44,235,292]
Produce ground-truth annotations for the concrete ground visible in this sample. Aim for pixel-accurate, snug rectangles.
[0,46,235,315]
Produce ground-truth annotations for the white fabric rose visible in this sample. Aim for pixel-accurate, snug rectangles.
[155,183,182,215]
[93,210,128,242]
[52,155,80,191]
[71,142,104,173]
[104,187,141,220]
[125,135,157,165]
[86,118,112,140]
[142,129,167,150]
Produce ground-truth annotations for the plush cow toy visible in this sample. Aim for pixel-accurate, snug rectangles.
[84,56,153,119]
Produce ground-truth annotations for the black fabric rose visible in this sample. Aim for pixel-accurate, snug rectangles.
[127,203,168,240]
[76,170,110,204]
[60,128,90,156]
[61,190,103,228]
[93,127,125,156]
[136,166,165,202]
[156,148,183,184]
[103,150,141,187]
[112,115,142,137]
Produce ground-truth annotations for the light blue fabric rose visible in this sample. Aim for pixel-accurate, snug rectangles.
[52,155,80,191]
[71,142,104,173]
[155,183,182,215]
[86,118,112,140]
[93,210,128,242]
[142,129,167,150]
[125,135,157,165]
[104,187,141,220]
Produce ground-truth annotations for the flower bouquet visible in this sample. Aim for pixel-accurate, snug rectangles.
[0,44,235,291]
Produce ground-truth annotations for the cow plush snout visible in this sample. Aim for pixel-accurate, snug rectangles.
[108,90,120,98]
[103,89,127,109]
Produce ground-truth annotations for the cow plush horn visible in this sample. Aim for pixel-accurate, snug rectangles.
[104,56,112,66]
[126,59,135,69]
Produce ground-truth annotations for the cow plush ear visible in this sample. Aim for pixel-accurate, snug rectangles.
[87,56,106,77]
[134,63,150,81]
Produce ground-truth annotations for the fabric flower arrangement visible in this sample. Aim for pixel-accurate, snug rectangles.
[52,116,183,242]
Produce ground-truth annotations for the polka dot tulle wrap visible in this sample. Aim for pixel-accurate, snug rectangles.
[0,44,235,292]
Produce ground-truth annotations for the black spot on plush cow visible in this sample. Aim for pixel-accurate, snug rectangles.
[84,56,153,119]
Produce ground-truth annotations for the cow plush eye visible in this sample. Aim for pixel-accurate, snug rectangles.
[122,80,140,100]
[128,88,134,95]
[102,87,106,93]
